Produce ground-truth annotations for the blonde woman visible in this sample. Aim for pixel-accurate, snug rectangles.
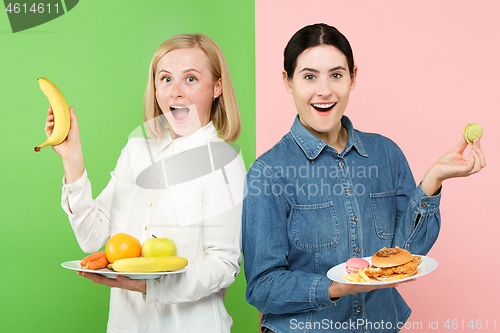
[45,34,246,332]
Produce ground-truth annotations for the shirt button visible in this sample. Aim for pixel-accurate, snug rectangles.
[339,161,345,167]
[144,226,148,230]
[355,306,362,313]
[353,216,358,222]
[355,248,361,254]
[421,202,428,208]
[346,188,352,194]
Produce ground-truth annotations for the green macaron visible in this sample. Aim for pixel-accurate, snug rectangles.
[463,123,483,144]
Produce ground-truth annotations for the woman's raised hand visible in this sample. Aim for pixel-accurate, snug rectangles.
[421,135,486,196]
[45,105,85,183]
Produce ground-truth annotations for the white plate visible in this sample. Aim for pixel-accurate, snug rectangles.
[327,255,438,286]
[61,260,188,280]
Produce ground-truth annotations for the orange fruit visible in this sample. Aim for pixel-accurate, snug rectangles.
[105,233,142,264]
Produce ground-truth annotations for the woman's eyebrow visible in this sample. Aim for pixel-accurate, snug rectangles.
[329,66,347,72]
[299,67,320,74]
[156,68,202,75]
[298,65,347,73]
[183,68,201,74]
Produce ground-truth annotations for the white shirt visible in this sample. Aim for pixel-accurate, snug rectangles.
[61,122,247,333]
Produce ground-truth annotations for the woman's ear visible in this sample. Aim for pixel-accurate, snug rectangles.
[283,70,293,94]
[350,66,358,91]
[213,78,223,98]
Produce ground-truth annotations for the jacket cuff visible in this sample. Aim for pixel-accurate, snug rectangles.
[61,169,88,216]
[313,276,338,309]
[62,169,88,192]
[144,278,157,303]
[412,184,441,215]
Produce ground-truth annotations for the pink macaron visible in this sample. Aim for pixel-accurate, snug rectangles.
[346,258,370,274]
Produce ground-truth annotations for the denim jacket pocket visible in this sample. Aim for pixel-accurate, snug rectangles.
[290,201,339,251]
[370,190,397,239]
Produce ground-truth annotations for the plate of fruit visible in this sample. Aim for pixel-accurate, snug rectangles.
[61,233,188,280]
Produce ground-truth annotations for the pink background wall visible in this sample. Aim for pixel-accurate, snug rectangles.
[255,0,499,330]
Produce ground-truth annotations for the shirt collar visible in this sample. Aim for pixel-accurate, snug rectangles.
[290,115,368,160]
[150,121,219,157]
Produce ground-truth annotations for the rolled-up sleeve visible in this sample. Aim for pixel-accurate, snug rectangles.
[61,147,125,253]
[396,184,441,255]
[392,146,442,255]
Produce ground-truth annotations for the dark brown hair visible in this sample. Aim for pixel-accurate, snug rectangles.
[284,23,355,78]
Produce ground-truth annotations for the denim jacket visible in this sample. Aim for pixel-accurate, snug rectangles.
[242,115,441,333]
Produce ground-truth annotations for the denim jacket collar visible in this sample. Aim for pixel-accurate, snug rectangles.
[290,115,368,160]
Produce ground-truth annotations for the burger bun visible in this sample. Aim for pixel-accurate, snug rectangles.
[371,247,412,268]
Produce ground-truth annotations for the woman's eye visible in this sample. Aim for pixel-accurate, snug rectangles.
[162,77,171,83]
[186,76,196,82]
[332,73,342,79]
[304,74,315,80]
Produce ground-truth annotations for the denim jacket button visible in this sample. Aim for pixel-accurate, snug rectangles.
[339,161,345,167]
[346,188,352,194]
[352,216,358,222]
[355,306,362,313]
[355,248,361,254]
[421,202,428,208]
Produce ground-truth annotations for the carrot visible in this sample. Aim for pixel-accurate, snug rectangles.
[80,250,106,267]
[85,256,109,270]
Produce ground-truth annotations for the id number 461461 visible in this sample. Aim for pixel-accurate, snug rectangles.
[444,319,496,330]
[5,3,60,14]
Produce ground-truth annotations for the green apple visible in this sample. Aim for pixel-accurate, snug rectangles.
[141,235,177,257]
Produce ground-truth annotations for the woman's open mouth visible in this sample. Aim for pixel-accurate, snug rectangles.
[170,105,190,122]
[311,103,336,112]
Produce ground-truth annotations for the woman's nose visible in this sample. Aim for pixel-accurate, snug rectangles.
[316,78,333,97]
[171,81,183,97]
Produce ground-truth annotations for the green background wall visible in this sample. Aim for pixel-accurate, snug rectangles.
[0,1,257,332]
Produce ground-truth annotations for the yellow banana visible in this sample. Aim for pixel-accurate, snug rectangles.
[110,256,188,273]
[34,78,70,152]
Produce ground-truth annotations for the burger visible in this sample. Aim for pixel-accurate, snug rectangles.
[366,247,421,281]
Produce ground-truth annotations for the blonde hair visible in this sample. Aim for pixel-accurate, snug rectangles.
[144,33,241,142]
